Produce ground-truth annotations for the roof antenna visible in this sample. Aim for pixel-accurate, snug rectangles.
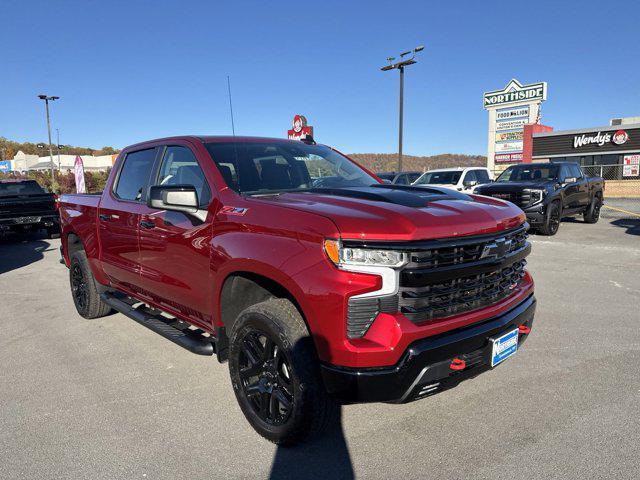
[227,75,236,136]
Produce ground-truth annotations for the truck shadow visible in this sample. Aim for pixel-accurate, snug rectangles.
[268,407,354,480]
[0,234,53,275]
[609,218,640,236]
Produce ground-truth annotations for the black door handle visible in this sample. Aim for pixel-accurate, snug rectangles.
[99,214,111,221]
[140,220,156,229]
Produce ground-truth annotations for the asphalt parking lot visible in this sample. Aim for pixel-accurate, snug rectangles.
[1,218,639,480]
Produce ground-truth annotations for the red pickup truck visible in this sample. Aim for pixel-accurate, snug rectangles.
[59,136,535,445]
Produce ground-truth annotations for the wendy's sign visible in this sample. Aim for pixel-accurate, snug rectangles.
[287,115,313,141]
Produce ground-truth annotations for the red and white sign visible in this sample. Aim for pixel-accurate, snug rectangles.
[74,155,86,194]
[612,129,629,145]
[495,152,523,163]
[623,154,640,177]
[287,115,313,141]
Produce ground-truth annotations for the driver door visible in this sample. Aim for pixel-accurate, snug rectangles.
[137,143,215,327]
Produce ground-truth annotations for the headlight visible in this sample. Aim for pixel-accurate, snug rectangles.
[525,189,545,205]
[324,239,408,268]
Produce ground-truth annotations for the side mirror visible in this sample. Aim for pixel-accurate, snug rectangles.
[148,184,199,213]
[463,180,478,187]
[563,177,577,184]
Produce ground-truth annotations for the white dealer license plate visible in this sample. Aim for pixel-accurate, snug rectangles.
[490,328,519,367]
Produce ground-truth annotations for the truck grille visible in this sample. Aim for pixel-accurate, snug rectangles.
[398,225,529,324]
[344,224,530,334]
[488,192,531,208]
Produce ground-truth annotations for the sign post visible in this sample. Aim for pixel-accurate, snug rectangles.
[484,79,547,172]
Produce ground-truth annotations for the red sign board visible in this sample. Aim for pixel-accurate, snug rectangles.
[287,115,313,140]
[495,152,523,163]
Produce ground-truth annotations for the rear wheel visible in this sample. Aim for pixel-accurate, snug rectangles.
[583,195,602,224]
[228,298,338,446]
[539,201,561,236]
[69,250,112,319]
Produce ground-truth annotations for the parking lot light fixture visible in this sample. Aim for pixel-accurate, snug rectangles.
[380,46,424,172]
[37,94,60,180]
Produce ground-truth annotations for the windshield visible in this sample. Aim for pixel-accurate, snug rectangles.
[0,180,45,197]
[414,171,462,185]
[496,165,558,182]
[204,142,379,195]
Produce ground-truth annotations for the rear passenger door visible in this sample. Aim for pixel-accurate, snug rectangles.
[570,164,590,207]
[99,148,158,289]
[137,143,215,327]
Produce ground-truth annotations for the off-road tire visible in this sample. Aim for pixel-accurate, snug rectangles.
[583,195,602,224]
[539,201,561,236]
[228,298,339,446]
[69,250,112,319]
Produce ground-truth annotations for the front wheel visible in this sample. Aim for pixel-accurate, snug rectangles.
[539,201,561,236]
[228,298,338,446]
[583,195,602,224]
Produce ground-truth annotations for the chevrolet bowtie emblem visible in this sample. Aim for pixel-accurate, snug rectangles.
[480,237,512,259]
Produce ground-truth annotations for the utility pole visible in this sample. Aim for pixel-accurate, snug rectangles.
[381,45,424,172]
[37,94,59,180]
[56,128,61,170]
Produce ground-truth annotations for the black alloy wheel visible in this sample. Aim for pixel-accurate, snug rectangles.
[540,202,561,236]
[71,262,89,311]
[237,329,295,426]
[584,196,602,223]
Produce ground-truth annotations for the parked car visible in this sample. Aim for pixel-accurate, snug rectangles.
[0,179,59,238]
[412,167,493,192]
[59,136,535,445]
[375,171,422,185]
[474,162,604,235]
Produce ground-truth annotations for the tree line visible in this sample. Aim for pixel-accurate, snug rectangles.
[0,137,120,160]
[348,153,487,173]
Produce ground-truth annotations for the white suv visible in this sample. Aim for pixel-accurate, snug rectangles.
[412,167,493,193]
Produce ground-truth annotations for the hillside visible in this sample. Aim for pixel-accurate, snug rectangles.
[0,137,119,160]
[348,153,487,173]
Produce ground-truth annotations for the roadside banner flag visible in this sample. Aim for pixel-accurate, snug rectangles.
[74,155,86,193]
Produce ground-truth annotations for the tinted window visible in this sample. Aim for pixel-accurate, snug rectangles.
[496,165,558,182]
[568,164,583,178]
[395,174,408,185]
[156,146,211,207]
[205,142,377,194]
[0,180,45,197]
[475,170,490,183]
[115,149,156,201]
[407,172,421,183]
[414,171,463,185]
[376,173,396,181]
[463,170,477,184]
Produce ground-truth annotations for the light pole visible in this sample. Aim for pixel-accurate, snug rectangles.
[37,94,59,180]
[56,129,62,170]
[381,45,424,172]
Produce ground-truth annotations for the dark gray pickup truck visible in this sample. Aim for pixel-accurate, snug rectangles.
[474,162,604,235]
[0,179,59,237]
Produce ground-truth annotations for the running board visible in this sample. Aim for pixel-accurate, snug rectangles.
[100,292,215,356]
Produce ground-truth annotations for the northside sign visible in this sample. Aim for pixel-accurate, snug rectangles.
[484,79,547,108]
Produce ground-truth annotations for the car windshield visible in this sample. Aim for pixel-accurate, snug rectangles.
[0,180,45,197]
[204,142,379,195]
[496,165,558,182]
[414,171,462,185]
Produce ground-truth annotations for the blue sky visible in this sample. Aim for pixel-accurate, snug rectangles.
[1,0,639,156]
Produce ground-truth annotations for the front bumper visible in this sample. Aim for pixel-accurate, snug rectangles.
[321,294,535,404]
[523,204,545,225]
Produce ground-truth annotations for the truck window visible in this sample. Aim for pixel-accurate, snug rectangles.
[568,164,583,179]
[463,170,477,185]
[114,149,156,201]
[204,142,377,194]
[0,180,45,197]
[474,170,490,183]
[157,146,212,207]
[414,171,463,185]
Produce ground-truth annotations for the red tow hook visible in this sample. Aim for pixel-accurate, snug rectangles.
[518,325,531,335]
[450,358,466,371]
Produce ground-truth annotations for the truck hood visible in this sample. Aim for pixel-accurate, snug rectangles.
[477,181,554,193]
[250,186,525,241]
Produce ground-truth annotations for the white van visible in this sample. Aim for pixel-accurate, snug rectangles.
[412,167,493,193]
